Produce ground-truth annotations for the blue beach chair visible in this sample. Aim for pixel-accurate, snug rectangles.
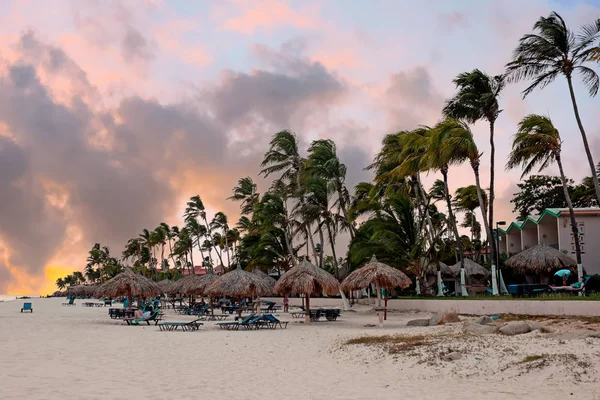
[21,302,33,313]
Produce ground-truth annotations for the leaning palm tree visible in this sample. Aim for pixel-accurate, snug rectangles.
[454,186,487,241]
[506,114,583,280]
[307,139,356,238]
[228,177,260,216]
[443,69,504,278]
[506,11,600,203]
[418,122,469,295]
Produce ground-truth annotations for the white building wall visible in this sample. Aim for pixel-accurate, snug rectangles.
[557,215,600,275]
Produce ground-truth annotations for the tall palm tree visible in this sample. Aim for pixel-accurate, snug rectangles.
[443,69,504,278]
[228,177,260,215]
[186,218,207,273]
[55,278,66,290]
[506,11,600,203]
[260,130,306,265]
[506,114,583,279]
[418,123,470,295]
[211,212,231,268]
[454,186,487,241]
[373,128,444,295]
[307,139,356,238]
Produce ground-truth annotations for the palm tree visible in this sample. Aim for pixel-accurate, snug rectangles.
[307,139,356,238]
[454,186,487,241]
[211,212,231,268]
[372,128,444,295]
[506,11,600,203]
[228,177,260,215]
[260,130,306,265]
[418,123,470,295]
[154,225,168,272]
[185,195,218,266]
[55,278,66,290]
[443,69,504,278]
[506,114,583,279]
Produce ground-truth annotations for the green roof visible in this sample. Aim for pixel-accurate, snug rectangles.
[499,207,600,234]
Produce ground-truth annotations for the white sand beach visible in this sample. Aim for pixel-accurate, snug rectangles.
[1,298,599,400]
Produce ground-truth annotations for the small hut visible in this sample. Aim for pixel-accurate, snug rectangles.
[157,279,174,294]
[94,269,161,309]
[505,245,577,283]
[207,264,273,315]
[450,259,490,294]
[252,269,276,287]
[274,259,339,324]
[67,285,97,297]
[341,256,410,326]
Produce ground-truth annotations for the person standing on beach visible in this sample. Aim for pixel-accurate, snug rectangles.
[554,269,571,286]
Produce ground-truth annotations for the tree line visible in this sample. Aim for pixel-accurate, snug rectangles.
[56,12,600,295]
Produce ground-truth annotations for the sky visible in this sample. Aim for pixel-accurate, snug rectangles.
[1,0,600,295]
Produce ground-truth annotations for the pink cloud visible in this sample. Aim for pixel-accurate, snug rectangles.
[222,0,315,33]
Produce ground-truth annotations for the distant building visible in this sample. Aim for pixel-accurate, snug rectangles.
[498,208,600,274]
[182,265,226,275]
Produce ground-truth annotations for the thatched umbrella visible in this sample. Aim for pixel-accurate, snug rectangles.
[253,269,276,287]
[450,258,490,280]
[341,256,411,306]
[505,245,577,276]
[274,259,339,324]
[94,269,161,309]
[67,285,96,297]
[157,279,174,294]
[208,265,273,298]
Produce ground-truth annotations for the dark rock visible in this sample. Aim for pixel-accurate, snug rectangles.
[499,321,531,336]
[463,321,499,335]
[407,319,431,327]
[475,316,492,325]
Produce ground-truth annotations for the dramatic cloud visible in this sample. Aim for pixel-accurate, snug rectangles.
[1,0,599,294]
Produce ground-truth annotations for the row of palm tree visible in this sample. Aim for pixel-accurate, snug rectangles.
[56,11,599,295]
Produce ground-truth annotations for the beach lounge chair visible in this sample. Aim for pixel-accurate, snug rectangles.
[262,314,288,329]
[104,299,112,307]
[124,310,164,326]
[21,302,33,313]
[158,319,203,332]
[217,314,261,331]
[62,296,76,306]
[260,302,281,313]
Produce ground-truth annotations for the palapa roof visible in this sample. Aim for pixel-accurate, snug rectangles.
[504,245,577,275]
[172,274,219,296]
[274,259,339,296]
[67,285,97,296]
[341,256,411,291]
[94,269,161,298]
[450,258,490,278]
[252,269,276,287]
[424,260,453,276]
[157,279,174,293]
[207,265,273,297]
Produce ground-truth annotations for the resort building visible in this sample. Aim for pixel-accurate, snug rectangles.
[498,208,600,275]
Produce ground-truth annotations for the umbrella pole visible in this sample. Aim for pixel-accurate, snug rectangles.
[376,284,381,308]
[305,294,310,324]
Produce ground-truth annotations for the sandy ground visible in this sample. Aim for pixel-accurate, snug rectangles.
[1,298,599,400]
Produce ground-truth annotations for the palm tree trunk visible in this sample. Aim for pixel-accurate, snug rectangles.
[471,161,498,294]
[415,174,443,296]
[306,224,318,263]
[557,153,583,281]
[317,221,325,268]
[283,226,297,266]
[566,75,600,203]
[224,235,231,269]
[189,246,195,275]
[488,120,497,284]
[442,168,467,296]
[337,183,355,240]
[325,221,339,279]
